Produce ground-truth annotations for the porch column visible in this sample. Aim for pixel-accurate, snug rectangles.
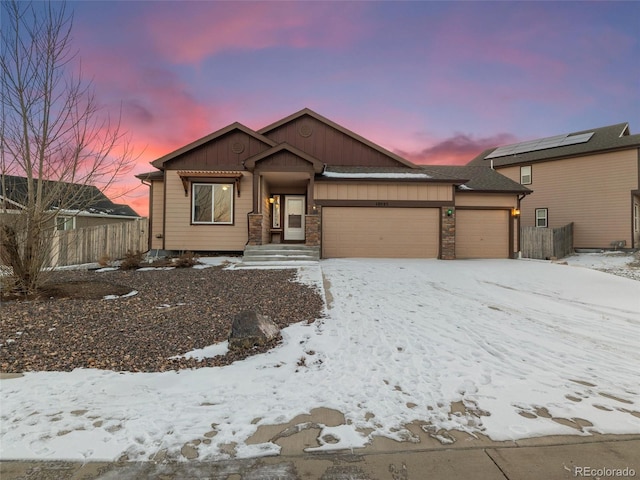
[306,176,314,214]
[305,205,321,247]
[248,213,263,245]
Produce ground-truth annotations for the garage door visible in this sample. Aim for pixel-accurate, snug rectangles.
[322,207,439,258]
[456,209,509,258]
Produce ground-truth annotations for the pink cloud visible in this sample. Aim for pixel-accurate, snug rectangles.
[396,132,517,166]
[143,2,369,64]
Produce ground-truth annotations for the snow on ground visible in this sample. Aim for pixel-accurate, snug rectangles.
[1,254,639,462]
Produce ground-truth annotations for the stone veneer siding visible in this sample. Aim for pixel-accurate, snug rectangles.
[440,206,455,260]
[305,213,320,247]
[248,213,263,245]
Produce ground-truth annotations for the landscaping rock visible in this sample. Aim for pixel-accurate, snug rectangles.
[0,267,324,372]
[229,311,280,351]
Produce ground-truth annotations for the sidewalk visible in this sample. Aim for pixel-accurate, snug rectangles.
[3,434,639,479]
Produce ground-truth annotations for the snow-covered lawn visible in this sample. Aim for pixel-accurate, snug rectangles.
[1,255,639,461]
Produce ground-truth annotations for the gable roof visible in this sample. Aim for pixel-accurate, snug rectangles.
[259,108,418,169]
[1,175,139,217]
[151,122,276,169]
[468,122,640,167]
[420,165,532,193]
[244,143,325,173]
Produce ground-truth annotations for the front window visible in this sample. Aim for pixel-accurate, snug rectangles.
[192,183,233,224]
[535,208,548,228]
[520,165,532,185]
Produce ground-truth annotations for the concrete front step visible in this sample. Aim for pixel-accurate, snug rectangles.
[242,255,320,262]
[243,244,320,263]
[244,244,319,252]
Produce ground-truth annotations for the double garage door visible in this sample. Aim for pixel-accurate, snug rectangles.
[322,207,439,258]
[322,207,510,259]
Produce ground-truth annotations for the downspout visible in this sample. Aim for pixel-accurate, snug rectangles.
[516,193,527,258]
[243,161,251,247]
[138,177,152,252]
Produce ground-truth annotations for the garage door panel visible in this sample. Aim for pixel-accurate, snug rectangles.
[322,207,439,258]
[456,210,509,259]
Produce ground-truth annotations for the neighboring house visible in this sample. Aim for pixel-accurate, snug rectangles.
[468,123,640,250]
[0,174,140,230]
[136,108,530,259]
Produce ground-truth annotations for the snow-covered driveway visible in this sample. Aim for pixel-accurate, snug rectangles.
[1,258,639,462]
[317,258,640,443]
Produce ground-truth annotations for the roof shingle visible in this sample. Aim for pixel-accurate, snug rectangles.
[1,175,139,217]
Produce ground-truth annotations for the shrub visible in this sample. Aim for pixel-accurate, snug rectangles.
[173,251,200,268]
[120,250,144,270]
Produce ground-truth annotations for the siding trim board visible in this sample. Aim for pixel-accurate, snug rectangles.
[315,177,456,184]
[315,200,454,208]
[631,192,640,249]
[161,174,167,250]
[637,148,640,188]
[452,205,511,211]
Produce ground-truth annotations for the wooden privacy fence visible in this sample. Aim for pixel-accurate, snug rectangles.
[50,218,148,267]
[521,223,573,260]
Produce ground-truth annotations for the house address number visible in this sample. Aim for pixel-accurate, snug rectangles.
[375,201,389,207]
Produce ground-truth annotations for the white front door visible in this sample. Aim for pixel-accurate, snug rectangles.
[284,196,305,241]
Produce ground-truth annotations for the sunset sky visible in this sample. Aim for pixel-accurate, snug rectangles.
[66,1,640,216]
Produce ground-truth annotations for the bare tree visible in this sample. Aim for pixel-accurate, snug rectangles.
[0,0,136,294]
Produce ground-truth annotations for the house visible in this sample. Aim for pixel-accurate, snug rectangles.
[1,175,144,268]
[468,123,640,250]
[0,174,140,230]
[136,108,530,259]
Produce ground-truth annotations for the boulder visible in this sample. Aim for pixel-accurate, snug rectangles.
[229,311,280,351]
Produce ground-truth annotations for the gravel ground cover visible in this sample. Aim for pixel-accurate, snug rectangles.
[595,252,640,281]
[0,266,324,372]
[565,251,640,282]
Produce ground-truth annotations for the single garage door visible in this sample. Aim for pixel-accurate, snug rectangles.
[456,209,509,258]
[322,207,439,258]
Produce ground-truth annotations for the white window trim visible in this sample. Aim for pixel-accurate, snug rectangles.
[535,208,548,228]
[520,165,532,185]
[191,183,234,225]
[56,215,75,231]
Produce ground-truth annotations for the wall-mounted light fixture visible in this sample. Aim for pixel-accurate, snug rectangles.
[511,208,521,217]
[269,197,275,204]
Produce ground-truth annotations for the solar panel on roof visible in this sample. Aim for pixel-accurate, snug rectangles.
[486,132,594,159]
[558,132,594,146]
